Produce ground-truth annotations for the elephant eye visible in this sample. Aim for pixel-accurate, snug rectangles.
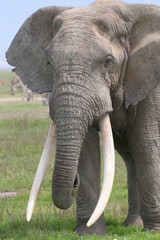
[104,55,115,69]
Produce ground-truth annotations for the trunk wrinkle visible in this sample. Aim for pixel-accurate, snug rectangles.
[52,115,86,209]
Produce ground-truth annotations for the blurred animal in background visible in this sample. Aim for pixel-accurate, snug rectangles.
[0,79,5,93]
[42,92,51,105]
[11,69,50,104]
[0,79,5,88]
[11,70,34,101]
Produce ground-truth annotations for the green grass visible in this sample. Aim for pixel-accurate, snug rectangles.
[0,70,160,239]
[0,69,13,96]
[0,118,160,239]
[0,101,49,120]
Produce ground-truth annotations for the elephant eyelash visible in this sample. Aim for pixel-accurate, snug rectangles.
[104,55,115,69]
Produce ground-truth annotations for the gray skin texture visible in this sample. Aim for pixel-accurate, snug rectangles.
[6,0,160,235]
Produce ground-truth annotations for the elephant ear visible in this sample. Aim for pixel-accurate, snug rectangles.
[6,6,71,93]
[125,5,160,108]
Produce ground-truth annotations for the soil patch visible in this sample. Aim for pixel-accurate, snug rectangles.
[0,97,41,102]
[0,191,19,198]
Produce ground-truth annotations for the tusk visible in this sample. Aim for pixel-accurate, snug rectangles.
[26,121,56,222]
[87,114,115,227]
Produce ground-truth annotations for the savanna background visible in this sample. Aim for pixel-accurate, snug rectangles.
[0,69,160,240]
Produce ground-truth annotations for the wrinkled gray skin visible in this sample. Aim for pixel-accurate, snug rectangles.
[6,0,160,236]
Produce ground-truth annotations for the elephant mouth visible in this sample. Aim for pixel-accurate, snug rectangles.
[26,114,115,228]
[72,172,80,197]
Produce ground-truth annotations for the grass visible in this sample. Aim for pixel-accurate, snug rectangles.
[0,69,24,97]
[0,69,49,120]
[0,101,49,120]
[0,70,160,239]
[0,118,160,240]
[0,69,13,96]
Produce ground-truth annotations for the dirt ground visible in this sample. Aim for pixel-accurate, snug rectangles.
[0,192,19,198]
[0,98,21,102]
[0,97,40,102]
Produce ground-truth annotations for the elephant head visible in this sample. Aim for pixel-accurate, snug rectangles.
[6,0,160,228]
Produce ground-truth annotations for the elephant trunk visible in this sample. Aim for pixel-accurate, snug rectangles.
[52,103,90,209]
[50,72,95,209]
[26,74,115,226]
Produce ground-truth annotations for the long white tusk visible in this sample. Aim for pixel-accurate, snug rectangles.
[87,114,115,227]
[26,121,56,222]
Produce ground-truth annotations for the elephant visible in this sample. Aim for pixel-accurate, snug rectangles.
[6,0,160,236]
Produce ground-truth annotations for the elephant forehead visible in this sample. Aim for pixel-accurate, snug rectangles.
[54,6,98,21]
[47,30,112,66]
[53,6,130,40]
[52,7,96,35]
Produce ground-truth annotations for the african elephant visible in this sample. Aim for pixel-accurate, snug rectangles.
[6,0,160,236]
